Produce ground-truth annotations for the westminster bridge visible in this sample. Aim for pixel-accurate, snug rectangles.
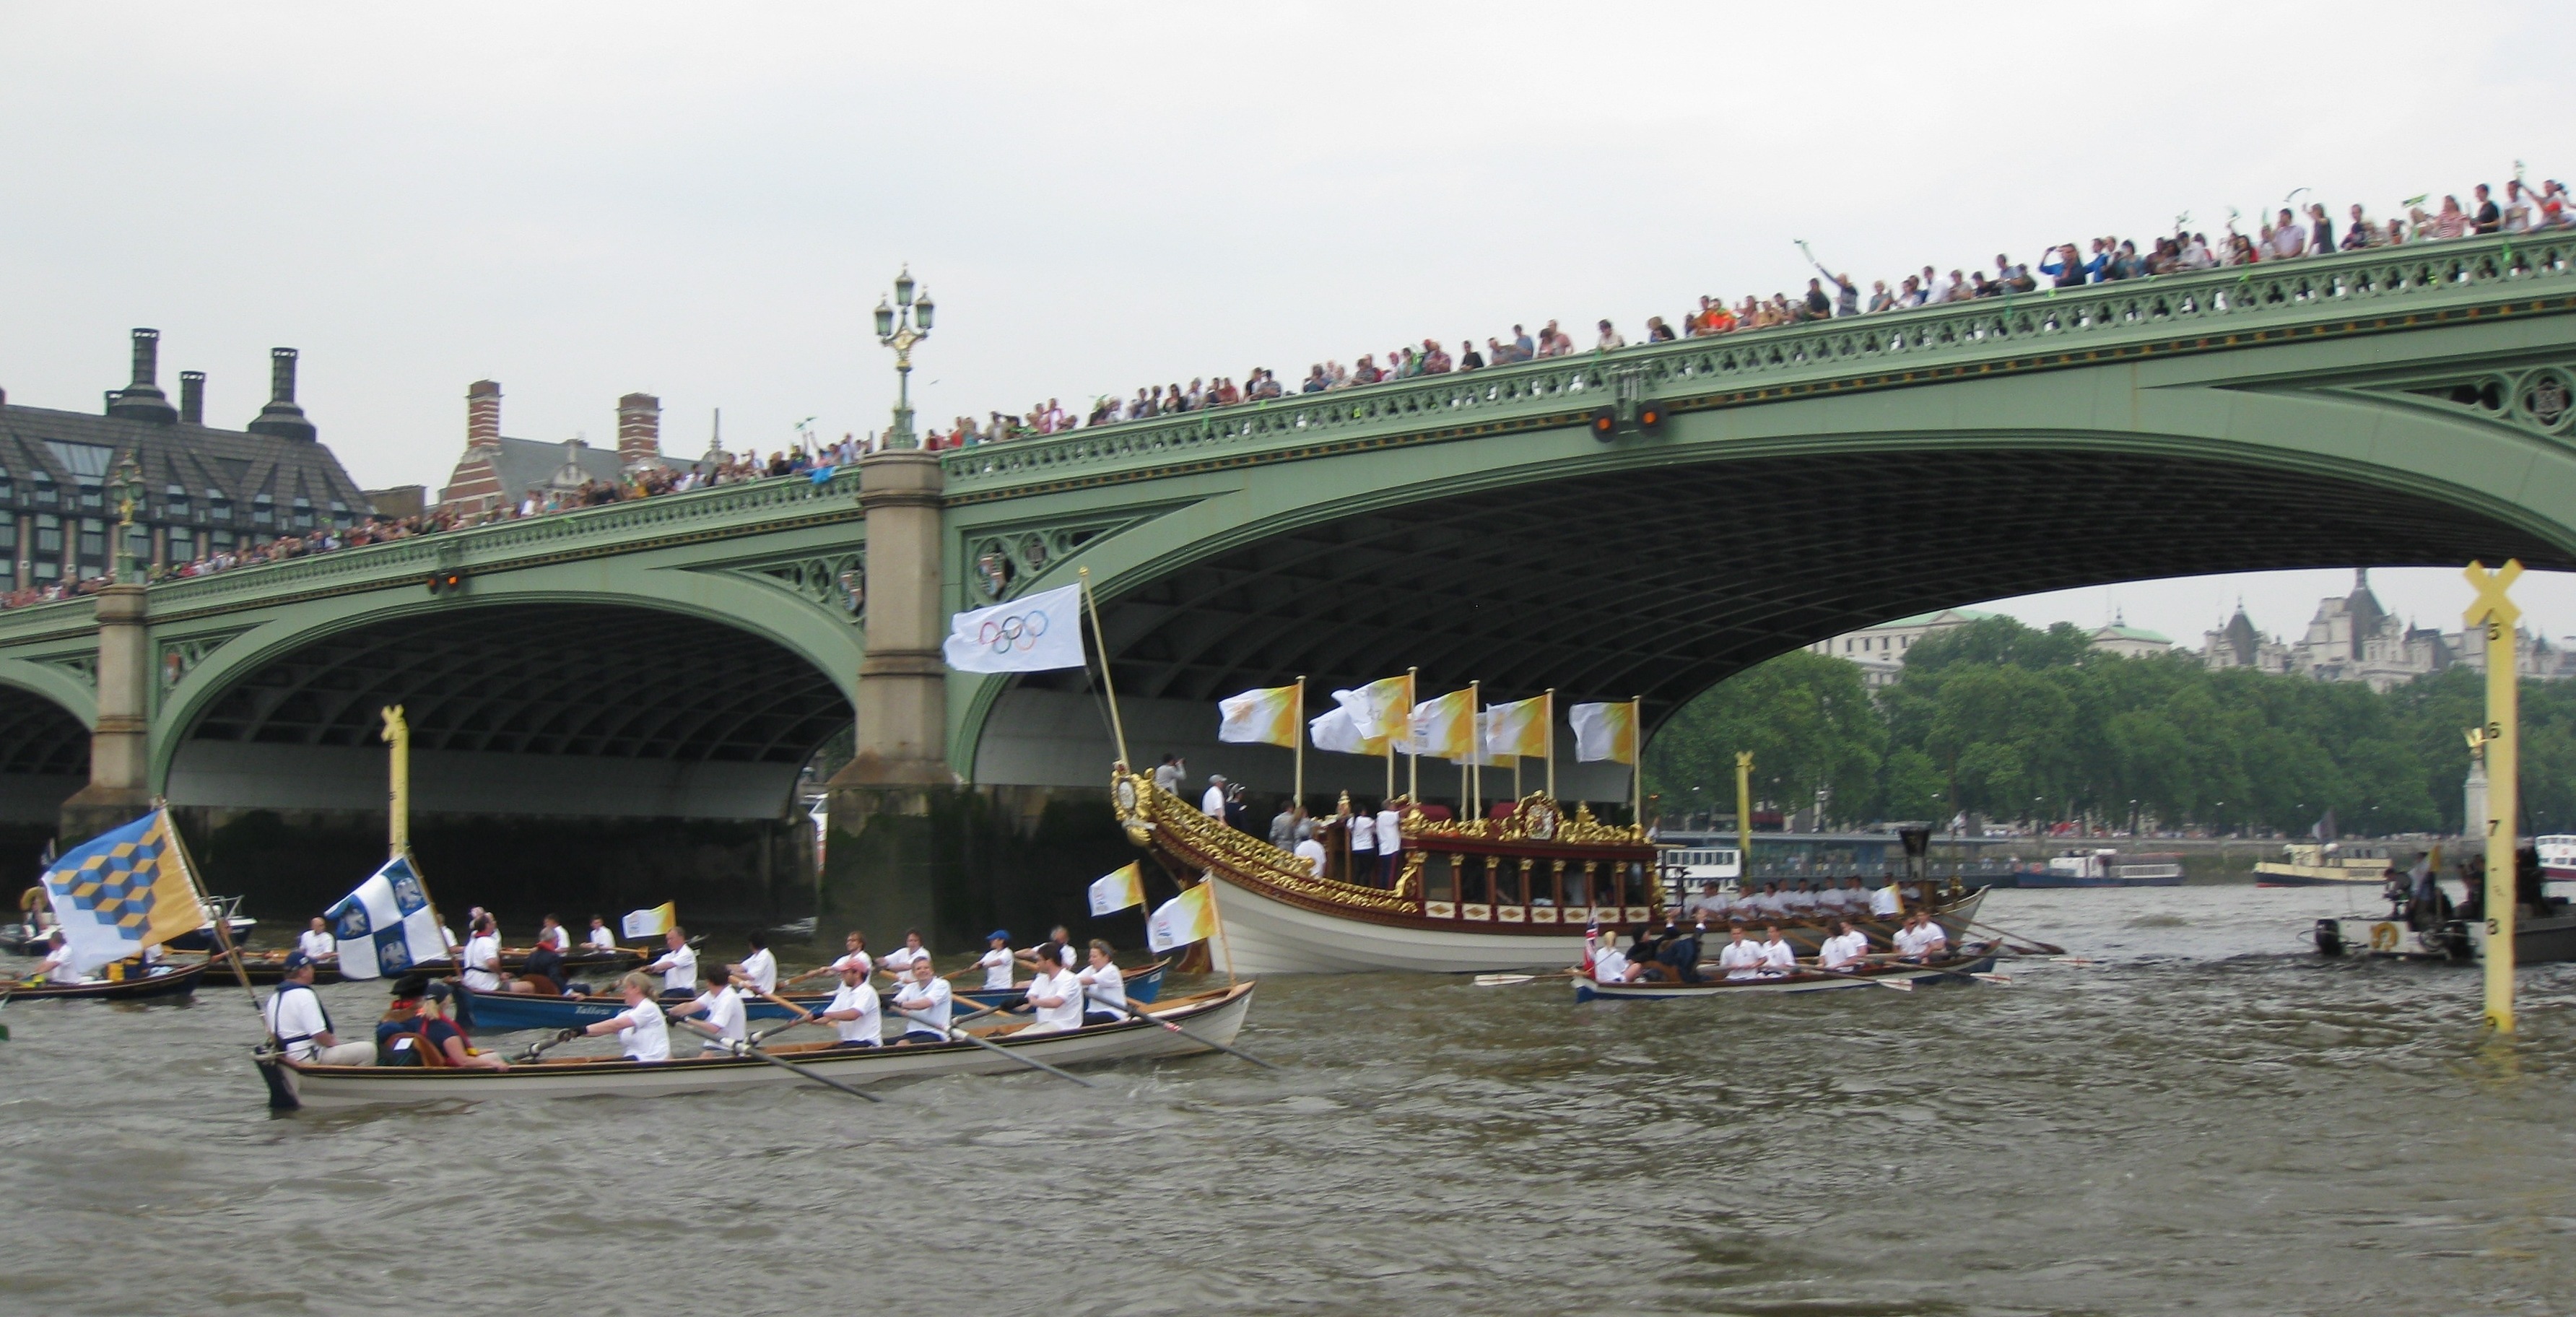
[7,232,2576,935]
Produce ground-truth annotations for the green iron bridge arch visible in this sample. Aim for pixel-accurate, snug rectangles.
[4,232,2575,931]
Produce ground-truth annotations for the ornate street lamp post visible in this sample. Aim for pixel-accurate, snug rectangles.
[873,265,936,449]
[110,451,146,584]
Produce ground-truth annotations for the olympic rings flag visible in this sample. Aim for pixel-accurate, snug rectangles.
[942,583,1088,674]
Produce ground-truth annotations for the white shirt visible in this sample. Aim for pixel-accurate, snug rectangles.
[1912,924,1948,959]
[1376,809,1401,852]
[881,946,928,976]
[1819,932,1866,970]
[1759,939,1798,975]
[1348,814,1376,853]
[538,926,570,952]
[1591,946,1631,983]
[830,949,873,978]
[614,998,671,1062]
[690,985,747,1043]
[736,947,777,995]
[655,944,697,994]
[1294,838,1328,877]
[1077,961,1126,1016]
[1024,967,1084,1033]
[461,932,505,992]
[297,929,336,960]
[264,984,333,1061]
[892,976,953,1036]
[1717,941,1764,981]
[978,948,1014,990]
[1784,890,1816,916]
[1868,884,1901,916]
[587,926,617,950]
[1202,785,1227,818]
[827,980,882,1045]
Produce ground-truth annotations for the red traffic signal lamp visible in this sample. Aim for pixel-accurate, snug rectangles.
[426,570,464,594]
[1589,406,1616,441]
[1635,400,1667,436]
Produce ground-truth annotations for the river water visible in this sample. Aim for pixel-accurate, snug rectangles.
[4,886,2574,1316]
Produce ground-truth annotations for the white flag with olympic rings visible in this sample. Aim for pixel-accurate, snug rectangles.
[942,583,1089,673]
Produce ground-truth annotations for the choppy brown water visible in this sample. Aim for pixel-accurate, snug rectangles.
[4,887,2575,1316]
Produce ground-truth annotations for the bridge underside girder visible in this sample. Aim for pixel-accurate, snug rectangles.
[1090,448,2570,713]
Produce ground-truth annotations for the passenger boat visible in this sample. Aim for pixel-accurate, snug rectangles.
[1572,948,2001,1000]
[253,981,1257,1110]
[4,961,205,1001]
[2535,835,2576,882]
[1111,769,1985,975]
[2016,848,2186,889]
[456,958,1171,1032]
[2253,842,2399,887]
[217,944,647,986]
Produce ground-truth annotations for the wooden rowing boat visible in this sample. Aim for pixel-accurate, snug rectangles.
[253,981,1258,1110]
[1114,766,1986,975]
[455,959,1172,1032]
[4,961,206,1002]
[1571,949,2000,1000]
[217,944,647,986]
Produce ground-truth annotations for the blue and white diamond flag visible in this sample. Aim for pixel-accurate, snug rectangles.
[324,855,447,981]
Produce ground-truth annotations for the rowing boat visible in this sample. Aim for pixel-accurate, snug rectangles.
[253,981,1258,1109]
[1572,949,1999,1000]
[455,959,1172,1032]
[217,944,647,986]
[4,962,206,1002]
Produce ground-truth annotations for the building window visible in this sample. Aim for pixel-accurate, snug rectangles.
[33,559,57,583]
[32,474,56,508]
[328,500,349,525]
[0,469,12,500]
[165,484,189,517]
[167,526,193,562]
[78,482,104,512]
[208,490,230,521]
[77,518,106,565]
[291,497,313,530]
[210,529,232,553]
[35,515,61,557]
[0,511,13,552]
[253,494,274,526]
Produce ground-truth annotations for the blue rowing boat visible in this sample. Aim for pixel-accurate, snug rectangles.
[457,960,1172,1033]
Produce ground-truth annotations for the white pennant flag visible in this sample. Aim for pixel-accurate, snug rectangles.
[942,583,1087,674]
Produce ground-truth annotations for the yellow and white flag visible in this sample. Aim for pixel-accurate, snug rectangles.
[1485,694,1549,760]
[1406,687,1476,759]
[1309,705,1387,755]
[620,901,676,939]
[1217,684,1302,748]
[1568,700,1637,765]
[1088,861,1146,916]
[1450,710,1510,766]
[1146,882,1217,952]
[1345,674,1412,744]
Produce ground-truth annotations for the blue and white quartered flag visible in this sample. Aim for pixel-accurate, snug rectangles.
[325,856,448,981]
[40,809,205,974]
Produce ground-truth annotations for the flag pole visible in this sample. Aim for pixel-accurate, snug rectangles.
[1468,679,1481,825]
[1545,688,1557,800]
[157,801,270,1031]
[1631,696,1645,835]
[1293,675,1306,812]
[1079,567,1132,771]
[1406,667,1418,804]
[1201,873,1237,986]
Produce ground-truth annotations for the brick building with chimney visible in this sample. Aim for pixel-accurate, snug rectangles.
[435,382,698,516]
[0,329,373,591]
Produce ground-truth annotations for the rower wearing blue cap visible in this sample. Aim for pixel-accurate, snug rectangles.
[264,952,375,1066]
[975,930,1015,991]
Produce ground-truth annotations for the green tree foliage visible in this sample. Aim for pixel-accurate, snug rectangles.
[1645,615,2552,835]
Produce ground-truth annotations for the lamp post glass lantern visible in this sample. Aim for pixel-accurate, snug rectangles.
[876,264,933,449]
[111,452,145,583]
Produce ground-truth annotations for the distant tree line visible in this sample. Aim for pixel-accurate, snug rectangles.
[1643,615,2576,837]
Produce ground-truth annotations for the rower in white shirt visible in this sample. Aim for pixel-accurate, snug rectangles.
[1020,945,1085,1034]
[642,927,697,998]
[878,929,931,982]
[460,916,507,994]
[1783,882,1816,918]
[1682,882,1726,920]
[570,972,671,1062]
[1017,925,1078,973]
[726,931,778,996]
[1900,912,1949,962]
[1868,878,1902,918]
[1757,926,1799,977]
[1816,919,1868,970]
[535,915,572,953]
[1715,925,1764,981]
[890,957,954,1044]
[1842,877,1873,915]
[297,918,338,963]
[37,930,83,985]
[1076,939,1128,1025]
[975,930,1016,990]
[585,916,618,952]
[782,930,870,992]
[668,965,747,1051]
[811,961,882,1048]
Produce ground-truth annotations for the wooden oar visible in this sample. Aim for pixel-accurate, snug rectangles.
[669,1016,883,1103]
[1967,919,2067,956]
[1473,970,1577,987]
[1084,990,1277,1069]
[885,1002,1093,1087]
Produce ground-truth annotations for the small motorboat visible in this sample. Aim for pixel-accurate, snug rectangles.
[4,961,206,1002]
[254,981,1258,1110]
[1572,949,2001,1000]
[456,959,1172,1032]
[158,895,258,952]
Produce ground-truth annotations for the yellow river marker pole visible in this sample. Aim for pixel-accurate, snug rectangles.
[2464,560,2523,1034]
[1736,750,1755,886]
[381,705,409,861]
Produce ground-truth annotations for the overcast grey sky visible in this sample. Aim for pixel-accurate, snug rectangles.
[4,1,2573,649]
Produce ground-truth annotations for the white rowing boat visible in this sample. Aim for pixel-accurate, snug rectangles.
[1572,951,2000,1000]
[254,982,1256,1110]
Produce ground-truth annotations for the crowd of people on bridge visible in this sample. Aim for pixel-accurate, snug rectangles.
[914,173,2574,452]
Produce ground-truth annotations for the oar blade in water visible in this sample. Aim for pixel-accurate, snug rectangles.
[1472,974,1536,987]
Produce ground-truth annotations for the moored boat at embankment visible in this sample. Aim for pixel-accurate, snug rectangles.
[1112,770,1985,975]
[253,981,1257,1110]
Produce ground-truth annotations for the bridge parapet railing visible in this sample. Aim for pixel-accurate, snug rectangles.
[939,232,2576,494]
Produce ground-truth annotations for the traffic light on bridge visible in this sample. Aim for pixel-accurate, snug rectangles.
[426,570,464,594]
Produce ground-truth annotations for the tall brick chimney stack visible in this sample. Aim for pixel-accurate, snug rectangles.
[466,380,502,451]
[616,393,662,469]
[178,371,206,425]
[244,347,316,440]
[107,328,178,422]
